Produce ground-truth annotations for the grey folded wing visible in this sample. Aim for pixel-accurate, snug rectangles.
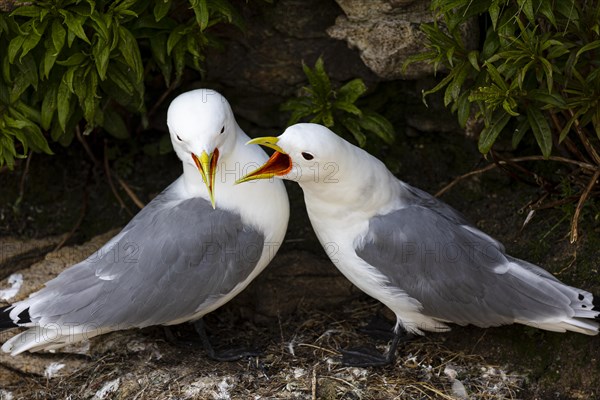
[356,202,576,328]
[21,188,265,329]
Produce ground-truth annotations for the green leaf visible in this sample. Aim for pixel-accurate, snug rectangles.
[107,61,145,110]
[467,50,480,71]
[422,71,456,100]
[50,118,65,142]
[502,98,519,116]
[8,35,25,64]
[81,69,99,123]
[166,25,186,54]
[41,83,59,130]
[358,112,395,144]
[20,27,43,61]
[172,39,186,82]
[208,0,244,29]
[10,55,38,102]
[339,117,365,147]
[118,26,143,81]
[14,101,40,123]
[190,0,209,30]
[478,111,511,154]
[337,79,367,103]
[456,92,471,128]
[484,62,507,90]
[63,65,78,93]
[102,108,130,139]
[315,109,334,127]
[528,89,566,109]
[445,62,469,106]
[112,0,139,15]
[445,46,455,67]
[303,57,331,100]
[281,97,312,125]
[10,5,43,17]
[89,11,110,40]
[517,0,535,24]
[57,53,88,66]
[538,0,557,27]
[27,125,52,154]
[93,37,111,80]
[556,0,579,22]
[57,79,72,131]
[527,107,552,158]
[481,29,500,59]
[489,3,500,30]
[512,117,530,149]
[575,40,600,61]
[539,57,553,92]
[60,11,90,44]
[154,0,172,21]
[149,33,171,85]
[106,63,135,96]
[333,100,362,116]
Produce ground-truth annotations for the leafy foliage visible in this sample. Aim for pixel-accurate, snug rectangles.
[406,0,600,242]
[0,0,243,168]
[406,0,600,161]
[281,57,395,148]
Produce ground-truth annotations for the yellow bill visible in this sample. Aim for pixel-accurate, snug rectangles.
[192,149,219,208]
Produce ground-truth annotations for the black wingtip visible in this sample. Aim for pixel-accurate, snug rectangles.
[0,305,30,330]
[592,294,600,320]
[0,305,17,330]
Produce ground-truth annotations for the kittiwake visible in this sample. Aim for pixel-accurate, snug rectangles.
[0,89,290,357]
[238,122,599,366]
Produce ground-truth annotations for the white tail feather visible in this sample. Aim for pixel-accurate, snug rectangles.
[2,326,110,355]
[518,318,599,336]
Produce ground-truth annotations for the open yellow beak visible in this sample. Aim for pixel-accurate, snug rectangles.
[236,137,292,184]
[192,149,219,208]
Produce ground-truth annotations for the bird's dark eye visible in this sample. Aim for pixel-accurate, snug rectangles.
[220,126,225,134]
[301,152,314,160]
[176,134,183,141]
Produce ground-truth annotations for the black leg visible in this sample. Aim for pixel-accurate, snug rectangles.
[341,326,415,367]
[193,319,260,362]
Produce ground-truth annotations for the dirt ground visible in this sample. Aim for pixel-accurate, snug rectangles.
[0,130,599,399]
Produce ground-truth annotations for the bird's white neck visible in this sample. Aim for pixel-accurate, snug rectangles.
[299,145,404,231]
[181,128,289,240]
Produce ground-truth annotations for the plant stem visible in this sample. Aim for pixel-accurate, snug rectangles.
[116,176,145,209]
[435,155,597,197]
[75,125,100,167]
[568,110,600,166]
[103,140,131,215]
[570,168,600,243]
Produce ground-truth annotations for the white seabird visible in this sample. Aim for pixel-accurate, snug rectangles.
[238,123,599,366]
[0,89,290,356]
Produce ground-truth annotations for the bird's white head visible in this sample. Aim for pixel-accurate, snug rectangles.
[167,89,238,208]
[236,123,353,185]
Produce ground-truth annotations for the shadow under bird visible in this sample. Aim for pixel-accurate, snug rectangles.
[238,122,600,366]
[0,89,289,357]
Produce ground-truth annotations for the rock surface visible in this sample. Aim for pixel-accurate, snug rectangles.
[206,0,378,129]
[327,0,479,79]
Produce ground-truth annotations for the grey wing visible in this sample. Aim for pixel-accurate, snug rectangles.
[356,205,577,327]
[22,186,265,329]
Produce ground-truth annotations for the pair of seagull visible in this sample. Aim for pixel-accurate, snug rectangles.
[1,89,598,366]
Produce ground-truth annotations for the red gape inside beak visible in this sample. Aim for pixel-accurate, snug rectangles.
[236,151,292,183]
